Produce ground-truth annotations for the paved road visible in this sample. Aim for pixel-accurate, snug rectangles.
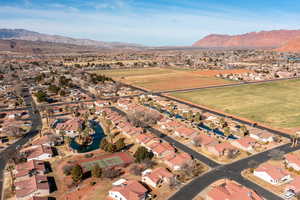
[170,143,300,200]
[0,88,42,200]
[111,107,220,168]
[112,102,296,200]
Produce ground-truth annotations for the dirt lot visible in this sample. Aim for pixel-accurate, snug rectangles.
[98,67,234,92]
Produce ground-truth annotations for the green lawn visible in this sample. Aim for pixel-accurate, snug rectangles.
[170,79,300,129]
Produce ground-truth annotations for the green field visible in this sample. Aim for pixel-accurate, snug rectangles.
[170,79,300,129]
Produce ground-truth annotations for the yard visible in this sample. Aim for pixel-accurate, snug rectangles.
[97,67,233,92]
[170,79,300,130]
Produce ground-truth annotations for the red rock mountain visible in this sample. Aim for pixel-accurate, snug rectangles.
[276,36,300,52]
[193,30,300,48]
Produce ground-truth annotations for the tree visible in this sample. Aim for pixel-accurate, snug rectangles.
[34,90,48,102]
[100,138,109,150]
[115,138,126,151]
[240,125,248,136]
[219,117,227,128]
[223,127,231,138]
[129,164,144,176]
[71,165,83,183]
[187,110,193,121]
[194,112,202,123]
[106,143,117,153]
[102,167,122,179]
[134,146,154,163]
[91,164,102,178]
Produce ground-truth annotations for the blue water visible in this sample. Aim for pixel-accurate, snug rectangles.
[144,103,237,140]
[69,120,105,153]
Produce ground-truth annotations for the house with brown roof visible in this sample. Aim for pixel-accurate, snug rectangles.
[148,141,175,158]
[21,145,53,161]
[108,180,148,200]
[141,167,174,188]
[191,134,216,148]
[254,163,292,185]
[249,129,274,143]
[285,176,300,195]
[174,126,198,139]
[164,152,192,171]
[207,180,264,200]
[207,142,238,157]
[55,117,83,137]
[15,160,47,180]
[285,153,300,171]
[230,136,257,153]
[15,175,50,200]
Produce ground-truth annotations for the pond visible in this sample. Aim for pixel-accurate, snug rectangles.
[69,120,105,153]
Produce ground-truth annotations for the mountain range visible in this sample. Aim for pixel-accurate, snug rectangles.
[0,28,142,49]
[193,29,300,52]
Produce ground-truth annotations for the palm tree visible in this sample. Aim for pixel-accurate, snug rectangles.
[104,119,115,143]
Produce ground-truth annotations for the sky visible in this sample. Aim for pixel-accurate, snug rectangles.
[0,0,300,46]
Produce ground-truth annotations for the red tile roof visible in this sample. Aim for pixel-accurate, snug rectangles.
[15,175,49,198]
[207,180,263,200]
[110,180,148,200]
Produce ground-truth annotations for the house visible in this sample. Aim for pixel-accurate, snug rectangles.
[160,120,182,131]
[254,163,291,185]
[94,100,109,107]
[28,197,49,200]
[285,176,300,194]
[135,133,157,146]
[174,126,198,138]
[230,136,256,153]
[122,126,143,138]
[15,160,47,180]
[249,129,274,143]
[148,141,175,158]
[55,117,83,137]
[207,142,238,157]
[21,145,53,161]
[164,152,192,171]
[285,153,300,171]
[31,134,61,146]
[117,99,132,110]
[191,134,216,147]
[15,175,50,200]
[207,180,264,200]
[108,180,148,200]
[142,167,174,188]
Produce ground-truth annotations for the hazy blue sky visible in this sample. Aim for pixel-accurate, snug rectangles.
[0,0,299,46]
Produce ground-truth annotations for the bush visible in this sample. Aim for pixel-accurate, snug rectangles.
[84,153,94,158]
[63,165,73,176]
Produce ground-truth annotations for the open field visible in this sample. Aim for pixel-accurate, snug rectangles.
[64,59,152,66]
[170,79,300,129]
[97,67,235,91]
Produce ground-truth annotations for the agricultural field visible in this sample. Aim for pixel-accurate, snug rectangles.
[97,67,235,92]
[64,59,152,66]
[170,79,300,130]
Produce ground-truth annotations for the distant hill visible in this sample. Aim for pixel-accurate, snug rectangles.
[0,28,143,49]
[276,36,300,53]
[0,39,102,54]
[193,30,300,49]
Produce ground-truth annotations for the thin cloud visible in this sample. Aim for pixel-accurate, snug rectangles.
[0,1,299,46]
